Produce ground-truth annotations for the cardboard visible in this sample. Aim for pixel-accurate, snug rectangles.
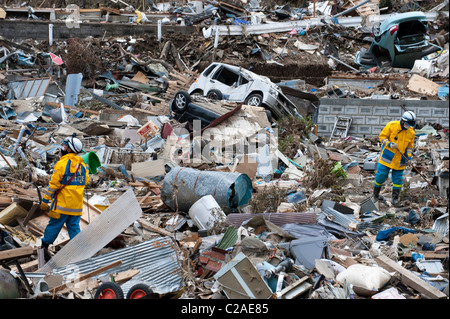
[407,74,440,96]
[136,120,159,140]
[235,155,258,180]
[131,159,166,178]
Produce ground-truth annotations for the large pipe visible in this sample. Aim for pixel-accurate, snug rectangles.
[161,167,253,213]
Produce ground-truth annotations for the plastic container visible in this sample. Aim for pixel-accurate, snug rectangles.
[188,195,226,230]
[81,151,101,174]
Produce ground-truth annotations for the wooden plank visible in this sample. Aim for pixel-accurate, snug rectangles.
[138,218,174,238]
[401,251,448,260]
[375,255,447,299]
[50,260,122,294]
[0,246,34,262]
[46,101,100,115]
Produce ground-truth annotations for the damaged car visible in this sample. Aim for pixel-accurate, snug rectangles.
[355,11,442,69]
[187,63,301,120]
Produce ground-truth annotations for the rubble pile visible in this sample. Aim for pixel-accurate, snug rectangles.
[0,0,448,301]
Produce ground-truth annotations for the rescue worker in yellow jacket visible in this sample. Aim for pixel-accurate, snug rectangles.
[373,111,416,206]
[40,135,90,256]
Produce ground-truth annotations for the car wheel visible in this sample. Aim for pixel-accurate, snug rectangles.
[206,89,223,100]
[173,91,191,112]
[245,93,263,106]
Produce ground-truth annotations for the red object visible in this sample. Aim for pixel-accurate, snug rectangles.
[389,25,399,35]
[49,53,64,65]
[161,122,173,139]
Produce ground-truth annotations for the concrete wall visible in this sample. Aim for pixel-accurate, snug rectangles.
[0,20,197,40]
[318,98,449,138]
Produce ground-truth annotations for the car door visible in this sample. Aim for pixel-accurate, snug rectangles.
[209,65,249,101]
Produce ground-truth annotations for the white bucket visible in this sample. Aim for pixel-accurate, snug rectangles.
[188,195,226,230]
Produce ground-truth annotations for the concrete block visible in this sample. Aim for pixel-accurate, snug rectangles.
[318,115,324,123]
[373,107,388,115]
[388,107,402,116]
[324,116,336,124]
[358,126,371,134]
[331,106,344,113]
[432,108,448,117]
[366,117,380,125]
[318,124,329,133]
[372,126,385,134]
[350,116,365,125]
[417,108,432,117]
[319,106,330,114]
[344,106,358,115]
[359,107,372,115]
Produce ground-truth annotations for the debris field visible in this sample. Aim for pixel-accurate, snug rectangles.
[0,0,448,301]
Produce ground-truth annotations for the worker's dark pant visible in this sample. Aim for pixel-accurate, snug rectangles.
[374,162,404,189]
[42,214,81,245]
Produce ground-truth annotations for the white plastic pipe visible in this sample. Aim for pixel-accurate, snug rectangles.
[49,24,53,46]
[158,20,162,42]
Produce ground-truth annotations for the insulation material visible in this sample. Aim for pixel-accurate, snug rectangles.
[39,188,142,273]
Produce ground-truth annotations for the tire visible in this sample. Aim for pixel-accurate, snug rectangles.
[206,89,223,100]
[245,93,263,106]
[126,283,158,299]
[265,110,273,123]
[94,282,124,299]
[172,91,191,112]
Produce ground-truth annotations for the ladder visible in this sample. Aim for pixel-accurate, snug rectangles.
[330,116,352,139]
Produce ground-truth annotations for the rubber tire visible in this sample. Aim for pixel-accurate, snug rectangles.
[245,93,263,106]
[94,282,124,299]
[265,110,273,122]
[172,91,191,112]
[206,89,223,100]
[126,283,158,299]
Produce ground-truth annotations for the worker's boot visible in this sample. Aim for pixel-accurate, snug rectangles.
[392,188,400,207]
[41,242,52,262]
[372,186,382,202]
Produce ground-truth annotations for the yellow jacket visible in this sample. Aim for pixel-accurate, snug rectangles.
[378,120,415,170]
[42,153,90,218]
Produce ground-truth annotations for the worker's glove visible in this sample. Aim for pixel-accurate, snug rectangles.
[389,142,398,149]
[40,202,49,211]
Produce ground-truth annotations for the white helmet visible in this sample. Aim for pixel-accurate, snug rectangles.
[401,111,416,127]
[63,135,83,153]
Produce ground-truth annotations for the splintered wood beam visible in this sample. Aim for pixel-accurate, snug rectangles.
[375,255,447,299]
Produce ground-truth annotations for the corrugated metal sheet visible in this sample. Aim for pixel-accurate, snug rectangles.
[319,207,358,229]
[226,212,317,228]
[51,237,184,295]
[12,77,51,98]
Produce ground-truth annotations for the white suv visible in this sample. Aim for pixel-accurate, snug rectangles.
[188,63,299,119]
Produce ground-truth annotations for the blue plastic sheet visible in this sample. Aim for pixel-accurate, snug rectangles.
[376,226,415,241]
